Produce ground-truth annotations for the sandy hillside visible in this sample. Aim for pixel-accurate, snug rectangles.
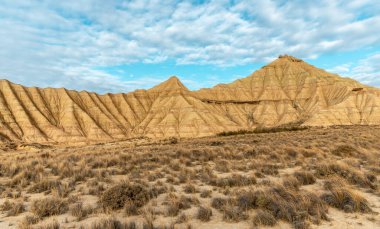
[0,55,379,144]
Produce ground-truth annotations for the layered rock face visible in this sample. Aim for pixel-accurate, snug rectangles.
[0,55,379,143]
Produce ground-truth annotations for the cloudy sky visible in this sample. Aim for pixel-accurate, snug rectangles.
[0,0,379,93]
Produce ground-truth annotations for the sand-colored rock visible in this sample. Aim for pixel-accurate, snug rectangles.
[0,55,379,143]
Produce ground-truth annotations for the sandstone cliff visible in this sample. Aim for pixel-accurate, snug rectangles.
[0,55,379,143]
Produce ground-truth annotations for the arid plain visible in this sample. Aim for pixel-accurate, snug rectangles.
[0,126,379,228]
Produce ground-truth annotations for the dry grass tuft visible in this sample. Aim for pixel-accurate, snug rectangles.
[36,220,61,229]
[236,186,328,228]
[90,218,135,229]
[166,194,196,216]
[70,202,94,221]
[18,214,40,229]
[222,202,249,222]
[28,180,61,193]
[1,199,25,216]
[30,197,68,218]
[294,171,316,185]
[315,163,376,189]
[321,188,372,213]
[252,209,277,226]
[210,174,256,187]
[331,144,360,157]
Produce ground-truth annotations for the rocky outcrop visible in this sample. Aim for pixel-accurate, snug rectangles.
[0,55,379,143]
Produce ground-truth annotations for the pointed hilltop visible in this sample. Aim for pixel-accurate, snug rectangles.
[149,76,189,92]
[193,55,368,101]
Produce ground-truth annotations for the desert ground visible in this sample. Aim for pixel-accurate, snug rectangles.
[0,126,379,229]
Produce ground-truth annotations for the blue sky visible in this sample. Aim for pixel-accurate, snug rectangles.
[0,0,379,93]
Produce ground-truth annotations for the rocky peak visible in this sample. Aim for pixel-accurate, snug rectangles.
[149,76,189,92]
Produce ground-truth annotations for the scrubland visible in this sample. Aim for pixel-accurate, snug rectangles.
[0,126,379,229]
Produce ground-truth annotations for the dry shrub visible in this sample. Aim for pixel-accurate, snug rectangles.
[71,202,93,221]
[284,147,299,158]
[9,170,40,187]
[215,161,230,173]
[99,182,151,211]
[222,202,248,222]
[124,199,139,216]
[323,176,348,191]
[166,194,195,216]
[142,207,156,229]
[36,220,60,229]
[212,198,238,220]
[236,186,328,228]
[88,183,106,196]
[90,218,135,229]
[211,197,227,210]
[1,199,25,216]
[331,145,360,157]
[259,164,279,176]
[210,174,256,187]
[217,125,307,136]
[315,163,375,189]
[183,183,197,193]
[197,206,212,222]
[51,183,74,198]
[0,199,12,211]
[58,165,94,183]
[168,137,178,144]
[301,149,317,158]
[175,213,188,224]
[294,171,316,185]
[282,176,301,190]
[321,188,372,213]
[252,210,277,226]
[7,201,25,216]
[18,214,40,229]
[200,190,212,198]
[243,147,257,158]
[31,197,68,218]
[28,180,61,193]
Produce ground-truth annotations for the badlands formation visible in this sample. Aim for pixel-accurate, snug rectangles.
[0,55,379,144]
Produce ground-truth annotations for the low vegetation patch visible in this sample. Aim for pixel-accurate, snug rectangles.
[90,218,136,229]
[71,202,94,221]
[210,174,256,187]
[315,163,376,189]
[252,209,277,226]
[28,180,61,193]
[99,182,151,211]
[197,206,213,222]
[1,125,379,228]
[321,188,372,213]
[236,186,328,228]
[294,171,316,185]
[1,200,25,216]
[217,123,308,136]
[31,197,68,218]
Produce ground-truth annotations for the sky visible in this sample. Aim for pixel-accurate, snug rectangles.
[0,0,379,93]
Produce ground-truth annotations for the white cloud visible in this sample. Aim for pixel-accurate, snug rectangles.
[0,0,379,92]
[328,64,352,74]
[350,54,380,86]
[329,53,380,87]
